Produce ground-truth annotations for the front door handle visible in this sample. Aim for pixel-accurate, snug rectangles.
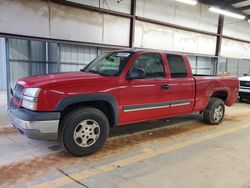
[161,84,169,90]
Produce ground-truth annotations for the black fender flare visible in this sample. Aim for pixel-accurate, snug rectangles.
[56,94,119,126]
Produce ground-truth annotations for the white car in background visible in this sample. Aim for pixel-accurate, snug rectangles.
[239,75,250,101]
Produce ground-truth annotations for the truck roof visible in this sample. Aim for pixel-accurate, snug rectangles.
[106,48,186,56]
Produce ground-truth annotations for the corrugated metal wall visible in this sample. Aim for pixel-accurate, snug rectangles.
[188,55,216,75]
[218,58,250,76]
[59,44,97,72]
[0,38,7,90]
[5,37,250,92]
[7,38,102,88]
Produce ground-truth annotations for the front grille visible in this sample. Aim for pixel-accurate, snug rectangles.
[240,81,250,87]
[15,96,21,102]
[13,84,24,107]
[15,84,24,93]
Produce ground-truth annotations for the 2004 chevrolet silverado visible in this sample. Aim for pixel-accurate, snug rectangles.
[8,49,239,156]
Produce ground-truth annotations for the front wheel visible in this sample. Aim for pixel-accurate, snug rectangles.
[60,107,109,156]
[203,98,225,125]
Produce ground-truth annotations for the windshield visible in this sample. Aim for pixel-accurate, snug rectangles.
[82,52,133,76]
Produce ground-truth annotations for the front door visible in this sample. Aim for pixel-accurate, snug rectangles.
[118,52,171,125]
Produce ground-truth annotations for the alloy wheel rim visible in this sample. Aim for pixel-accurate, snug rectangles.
[213,105,223,122]
[73,119,100,147]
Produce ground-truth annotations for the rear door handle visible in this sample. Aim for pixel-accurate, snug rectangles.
[161,84,169,90]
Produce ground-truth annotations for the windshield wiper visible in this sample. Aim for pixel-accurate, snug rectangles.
[88,70,101,75]
[85,69,111,76]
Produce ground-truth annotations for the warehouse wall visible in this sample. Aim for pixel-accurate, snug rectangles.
[134,20,216,55]
[136,0,218,33]
[223,17,250,41]
[221,17,250,59]
[1,0,250,84]
[0,0,219,56]
[0,0,130,46]
[1,0,250,59]
[0,38,6,90]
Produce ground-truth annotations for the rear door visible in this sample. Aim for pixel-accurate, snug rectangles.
[165,54,195,115]
[118,52,171,125]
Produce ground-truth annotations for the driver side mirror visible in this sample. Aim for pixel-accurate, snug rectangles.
[126,68,145,80]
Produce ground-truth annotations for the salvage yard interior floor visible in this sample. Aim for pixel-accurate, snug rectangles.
[1,91,250,187]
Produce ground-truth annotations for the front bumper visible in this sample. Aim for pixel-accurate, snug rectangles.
[8,102,60,140]
[239,88,250,100]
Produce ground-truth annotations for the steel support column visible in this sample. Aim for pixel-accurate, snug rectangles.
[215,15,224,56]
[129,0,136,48]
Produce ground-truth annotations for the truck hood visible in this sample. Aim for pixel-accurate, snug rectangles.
[18,72,104,88]
[239,76,250,81]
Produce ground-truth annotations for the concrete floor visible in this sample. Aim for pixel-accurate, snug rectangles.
[1,90,250,188]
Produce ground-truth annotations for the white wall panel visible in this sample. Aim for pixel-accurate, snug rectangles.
[134,21,174,50]
[221,38,250,59]
[101,0,131,14]
[50,3,103,44]
[173,30,198,53]
[66,0,131,14]
[103,15,130,46]
[196,34,217,55]
[135,21,216,55]
[136,0,176,24]
[66,0,100,7]
[136,0,218,33]
[0,0,130,46]
[223,17,250,41]
[0,0,49,38]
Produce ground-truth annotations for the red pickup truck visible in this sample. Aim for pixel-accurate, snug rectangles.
[8,49,239,156]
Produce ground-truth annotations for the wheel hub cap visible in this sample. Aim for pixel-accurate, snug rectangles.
[73,119,100,147]
[214,105,223,122]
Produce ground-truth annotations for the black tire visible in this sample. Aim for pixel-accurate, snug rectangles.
[60,107,109,156]
[203,98,225,125]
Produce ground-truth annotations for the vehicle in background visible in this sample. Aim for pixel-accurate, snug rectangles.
[8,49,239,156]
[239,74,250,101]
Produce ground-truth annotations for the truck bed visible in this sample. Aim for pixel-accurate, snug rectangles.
[193,75,239,112]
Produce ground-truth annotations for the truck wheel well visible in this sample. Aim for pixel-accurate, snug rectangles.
[59,101,116,128]
[211,91,228,101]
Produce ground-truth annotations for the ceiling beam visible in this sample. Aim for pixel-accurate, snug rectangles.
[199,0,248,17]
[236,5,250,11]
[228,0,247,5]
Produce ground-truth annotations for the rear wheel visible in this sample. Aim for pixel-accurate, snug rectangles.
[203,98,225,125]
[60,107,109,156]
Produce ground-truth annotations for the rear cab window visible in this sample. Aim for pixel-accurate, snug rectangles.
[166,54,188,78]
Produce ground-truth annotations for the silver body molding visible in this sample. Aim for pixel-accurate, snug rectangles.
[123,100,191,112]
[239,87,250,93]
[8,109,59,140]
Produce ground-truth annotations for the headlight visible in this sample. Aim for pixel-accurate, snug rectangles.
[24,88,41,97]
[21,88,41,110]
[22,100,38,110]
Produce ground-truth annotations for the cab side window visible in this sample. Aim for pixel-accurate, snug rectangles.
[131,53,165,78]
[167,55,188,78]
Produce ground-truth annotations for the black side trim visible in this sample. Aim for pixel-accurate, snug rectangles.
[123,100,191,112]
[55,94,119,126]
[123,102,170,112]
[9,101,60,121]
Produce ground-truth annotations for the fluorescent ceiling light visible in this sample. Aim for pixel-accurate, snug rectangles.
[248,19,250,22]
[176,0,198,6]
[209,7,246,20]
